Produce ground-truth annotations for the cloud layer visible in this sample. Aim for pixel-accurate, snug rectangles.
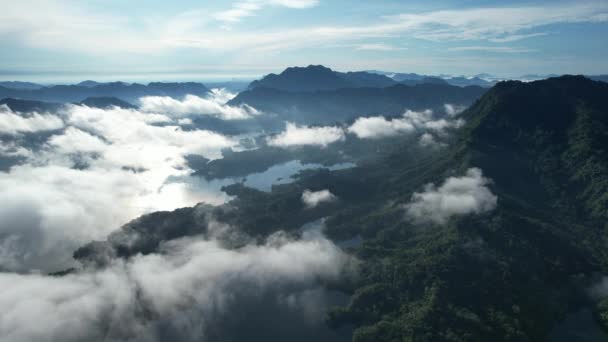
[405,168,497,224]
[0,105,64,135]
[139,89,259,120]
[0,103,238,272]
[0,224,353,342]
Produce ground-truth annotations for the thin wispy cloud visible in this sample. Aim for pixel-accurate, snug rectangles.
[447,46,538,53]
[355,43,406,51]
[215,0,318,24]
[0,1,606,56]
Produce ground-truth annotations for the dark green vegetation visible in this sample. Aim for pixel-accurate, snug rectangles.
[74,76,608,341]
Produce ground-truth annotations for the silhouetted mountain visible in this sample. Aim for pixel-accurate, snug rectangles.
[444,76,495,87]
[0,82,210,104]
[589,75,608,83]
[370,71,496,87]
[386,72,427,82]
[0,97,63,113]
[0,81,44,90]
[77,80,105,87]
[248,65,396,92]
[79,97,136,109]
[400,76,449,86]
[231,83,486,124]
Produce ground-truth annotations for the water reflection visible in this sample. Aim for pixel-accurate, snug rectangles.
[164,160,356,208]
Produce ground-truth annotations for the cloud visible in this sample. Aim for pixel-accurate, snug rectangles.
[1,1,606,56]
[0,225,354,341]
[488,32,549,43]
[0,105,64,135]
[347,116,414,139]
[447,46,537,53]
[139,90,259,120]
[0,104,238,272]
[404,168,497,224]
[267,123,345,147]
[443,104,464,117]
[355,43,406,51]
[418,133,444,149]
[347,109,464,139]
[301,189,337,208]
[215,0,318,24]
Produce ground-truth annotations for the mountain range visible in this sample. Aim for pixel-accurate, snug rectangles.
[73,75,608,341]
[0,81,210,104]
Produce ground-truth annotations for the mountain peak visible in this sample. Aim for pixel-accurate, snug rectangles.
[248,65,396,92]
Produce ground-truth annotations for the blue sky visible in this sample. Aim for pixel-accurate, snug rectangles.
[1,0,607,82]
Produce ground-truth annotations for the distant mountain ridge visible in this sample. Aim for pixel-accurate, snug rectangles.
[0,81,45,90]
[248,65,397,92]
[0,81,210,104]
[231,82,486,124]
[0,97,63,113]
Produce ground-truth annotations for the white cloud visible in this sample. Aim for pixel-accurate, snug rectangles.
[347,109,464,139]
[0,104,238,272]
[443,104,464,117]
[447,46,537,53]
[267,123,345,147]
[404,168,497,224]
[0,226,353,341]
[0,105,64,135]
[301,189,337,208]
[139,90,259,120]
[355,43,405,51]
[418,133,445,148]
[47,127,108,154]
[1,1,606,55]
[488,32,549,43]
[347,116,414,139]
[215,0,318,24]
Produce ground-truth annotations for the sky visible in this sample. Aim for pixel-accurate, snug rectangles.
[0,0,607,82]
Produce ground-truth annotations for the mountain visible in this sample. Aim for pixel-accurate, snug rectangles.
[368,71,496,87]
[248,65,397,92]
[0,81,210,104]
[78,96,136,109]
[400,76,449,86]
[230,83,486,124]
[324,75,608,341]
[74,75,608,341]
[0,97,63,113]
[443,76,495,87]
[77,80,105,87]
[589,75,608,83]
[0,81,44,90]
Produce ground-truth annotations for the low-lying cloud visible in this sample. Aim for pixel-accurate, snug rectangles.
[0,105,64,135]
[302,189,337,208]
[347,109,464,139]
[404,168,497,224]
[0,103,238,272]
[267,122,345,147]
[139,89,259,120]
[347,116,414,139]
[0,223,354,342]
